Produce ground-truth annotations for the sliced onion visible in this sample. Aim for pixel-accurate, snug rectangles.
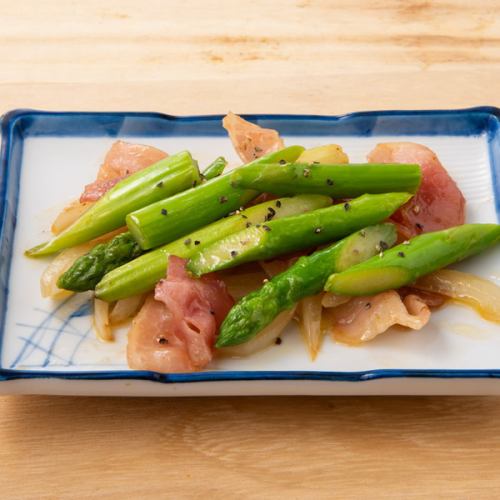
[413,269,500,323]
[110,294,145,325]
[259,259,289,278]
[322,292,351,308]
[221,270,268,300]
[93,298,113,342]
[40,243,95,299]
[297,294,324,360]
[218,306,296,357]
[51,199,93,235]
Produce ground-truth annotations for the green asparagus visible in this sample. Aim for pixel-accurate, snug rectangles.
[95,194,330,301]
[325,224,500,296]
[216,223,397,347]
[187,192,412,276]
[57,232,143,292]
[126,146,305,250]
[202,157,227,180]
[230,162,421,197]
[26,151,200,257]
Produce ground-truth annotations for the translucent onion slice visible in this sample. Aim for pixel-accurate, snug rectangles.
[259,259,289,278]
[93,298,113,342]
[218,306,296,357]
[51,199,93,235]
[109,294,145,325]
[413,269,500,323]
[297,294,324,360]
[221,270,268,300]
[321,292,351,308]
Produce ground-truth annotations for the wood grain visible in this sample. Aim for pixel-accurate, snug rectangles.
[1,0,500,498]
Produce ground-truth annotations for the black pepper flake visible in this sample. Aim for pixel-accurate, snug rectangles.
[161,208,168,216]
[275,337,282,345]
[379,240,389,251]
[326,178,334,186]
[241,214,248,219]
[312,161,320,164]
[245,222,252,228]
[219,196,228,204]
[344,202,351,211]
[255,224,261,228]
[156,181,164,188]
[415,222,424,230]
[359,230,366,238]
[314,227,322,234]
[192,180,198,187]
[230,250,238,258]
[158,337,168,345]
[275,200,282,208]
[209,309,215,315]
[262,225,271,232]
[398,251,405,258]
[364,302,371,310]
[303,168,311,178]
[184,238,192,246]
[279,159,287,165]
[265,207,276,221]
[194,240,200,246]
[254,146,263,153]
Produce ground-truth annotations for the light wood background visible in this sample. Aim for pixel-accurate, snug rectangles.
[1,1,500,498]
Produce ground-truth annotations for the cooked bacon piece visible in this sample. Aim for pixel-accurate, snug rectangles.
[127,256,233,372]
[80,179,122,202]
[327,291,430,345]
[367,142,465,240]
[80,141,167,202]
[127,295,195,372]
[222,112,284,163]
[399,287,446,308]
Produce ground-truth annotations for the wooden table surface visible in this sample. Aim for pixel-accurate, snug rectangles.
[1,1,500,498]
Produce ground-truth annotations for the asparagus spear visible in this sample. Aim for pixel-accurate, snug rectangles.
[57,232,143,292]
[216,223,397,347]
[230,162,421,197]
[95,194,330,301]
[325,224,500,296]
[126,146,305,250]
[188,192,412,276]
[26,151,201,257]
[202,157,227,180]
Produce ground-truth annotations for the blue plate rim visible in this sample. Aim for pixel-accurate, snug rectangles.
[1,106,499,384]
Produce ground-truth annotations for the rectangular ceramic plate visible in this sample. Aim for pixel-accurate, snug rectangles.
[1,108,499,396]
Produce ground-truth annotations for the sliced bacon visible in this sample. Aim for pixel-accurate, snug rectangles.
[127,256,234,373]
[399,287,446,308]
[327,291,431,345]
[223,112,285,163]
[80,141,167,202]
[367,142,465,240]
